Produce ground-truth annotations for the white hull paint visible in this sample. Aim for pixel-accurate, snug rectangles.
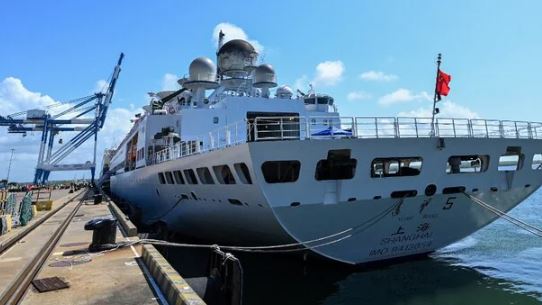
[111,137,542,264]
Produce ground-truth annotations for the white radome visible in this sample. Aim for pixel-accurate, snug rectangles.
[188,57,217,82]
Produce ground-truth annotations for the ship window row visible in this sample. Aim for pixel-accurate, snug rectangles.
[261,148,542,183]
[157,163,252,185]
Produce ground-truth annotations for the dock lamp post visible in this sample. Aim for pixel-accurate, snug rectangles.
[6,148,15,184]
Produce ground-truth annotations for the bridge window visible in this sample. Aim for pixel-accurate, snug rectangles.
[183,169,198,184]
[371,157,422,178]
[234,163,252,184]
[304,97,316,104]
[158,173,165,184]
[532,154,542,170]
[165,172,175,184]
[196,167,215,184]
[498,146,523,171]
[317,97,330,105]
[315,149,357,180]
[261,161,301,183]
[447,155,489,174]
[213,165,236,184]
[173,170,185,184]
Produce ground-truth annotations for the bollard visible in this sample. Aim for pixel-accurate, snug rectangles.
[84,217,117,252]
[93,194,103,205]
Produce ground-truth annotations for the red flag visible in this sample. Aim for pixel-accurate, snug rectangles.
[436,69,451,98]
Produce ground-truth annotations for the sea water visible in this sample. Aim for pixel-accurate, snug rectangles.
[240,189,542,305]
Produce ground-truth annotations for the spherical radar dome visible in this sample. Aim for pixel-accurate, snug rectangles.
[275,85,293,99]
[189,57,217,82]
[217,39,258,76]
[217,39,257,56]
[253,64,277,88]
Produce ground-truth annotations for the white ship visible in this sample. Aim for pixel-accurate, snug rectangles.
[107,34,542,265]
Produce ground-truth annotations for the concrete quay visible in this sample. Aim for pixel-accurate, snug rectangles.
[0,189,205,305]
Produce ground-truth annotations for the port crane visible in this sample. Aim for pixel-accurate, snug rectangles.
[0,53,124,184]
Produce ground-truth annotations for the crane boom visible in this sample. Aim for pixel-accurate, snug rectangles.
[0,53,124,184]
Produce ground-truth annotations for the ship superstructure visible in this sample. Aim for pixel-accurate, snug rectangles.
[108,35,542,264]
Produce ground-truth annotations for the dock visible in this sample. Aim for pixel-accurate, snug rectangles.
[0,189,205,305]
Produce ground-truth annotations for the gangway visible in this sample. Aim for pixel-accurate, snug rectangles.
[0,53,124,184]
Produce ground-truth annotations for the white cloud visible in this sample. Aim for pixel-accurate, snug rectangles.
[313,60,344,87]
[0,77,58,115]
[359,70,398,82]
[378,88,431,106]
[100,106,142,149]
[162,73,179,91]
[212,22,263,53]
[398,101,479,119]
[94,79,108,93]
[347,91,372,101]
[293,60,345,91]
[293,75,309,92]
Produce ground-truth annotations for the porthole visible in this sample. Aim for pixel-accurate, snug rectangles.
[442,186,466,194]
[391,190,417,198]
[425,184,437,196]
[228,199,243,206]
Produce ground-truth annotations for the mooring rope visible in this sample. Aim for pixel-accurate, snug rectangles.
[139,234,353,253]
[134,199,401,253]
[464,192,542,238]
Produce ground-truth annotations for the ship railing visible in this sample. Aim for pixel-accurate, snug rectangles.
[153,120,248,164]
[207,121,247,149]
[153,116,542,164]
[252,116,542,140]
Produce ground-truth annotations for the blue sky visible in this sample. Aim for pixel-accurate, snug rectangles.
[1,0,542,182]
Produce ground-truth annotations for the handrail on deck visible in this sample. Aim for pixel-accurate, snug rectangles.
[153,116,542,164]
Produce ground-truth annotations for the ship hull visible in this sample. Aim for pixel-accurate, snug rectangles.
[111,137,542,264]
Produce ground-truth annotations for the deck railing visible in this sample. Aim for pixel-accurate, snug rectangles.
[252,116,542,140]
[153,116,542,164]
[153,120,248,164]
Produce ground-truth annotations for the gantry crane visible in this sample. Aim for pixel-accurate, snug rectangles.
[0,53,124,184]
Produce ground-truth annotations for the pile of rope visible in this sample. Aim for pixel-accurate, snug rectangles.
[3,193,17,216]
[19,192,33,226]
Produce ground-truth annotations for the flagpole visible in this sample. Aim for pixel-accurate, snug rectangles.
[430,53,442,136]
